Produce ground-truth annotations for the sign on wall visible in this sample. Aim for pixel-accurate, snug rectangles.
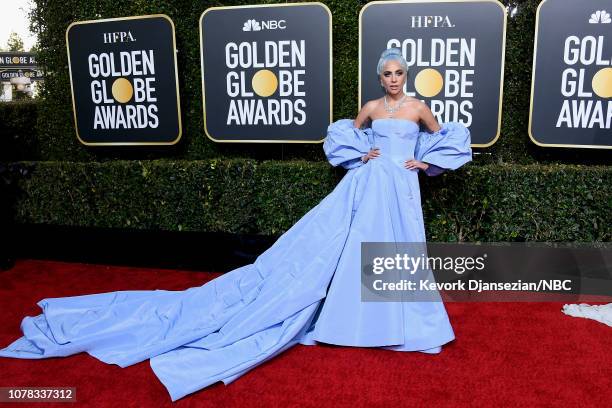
[360,0,507,147]
[0,69,43,81]
[0,52,37,69]
[66,14,182,146]
[529,0,612,149]
[200,2,332,143]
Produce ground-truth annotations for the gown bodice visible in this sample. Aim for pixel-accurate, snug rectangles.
[371,118,421,167]
[323,117,472,174]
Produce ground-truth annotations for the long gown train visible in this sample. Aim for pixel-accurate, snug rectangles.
[0,117,472,401]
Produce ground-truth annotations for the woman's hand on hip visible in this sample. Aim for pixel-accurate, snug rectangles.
[361,148,380,163]
[404,159,429,171]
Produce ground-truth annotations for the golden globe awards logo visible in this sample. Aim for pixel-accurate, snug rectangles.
[200,3,332,142]
[89,50,159,129]
[0,52,37,68]
[66,15,181,145]
[559,35,611,125]
[0,52,41,81]
[360,0,507,147]
[224,40,307,126]
[530,0,612,149]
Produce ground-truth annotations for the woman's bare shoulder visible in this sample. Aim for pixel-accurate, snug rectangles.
[362,98,383,110]
[406,96,423,104]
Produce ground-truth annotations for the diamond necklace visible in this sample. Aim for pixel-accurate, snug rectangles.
[384,93,407,117]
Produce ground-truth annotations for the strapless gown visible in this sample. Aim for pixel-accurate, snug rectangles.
[0,118,472,401]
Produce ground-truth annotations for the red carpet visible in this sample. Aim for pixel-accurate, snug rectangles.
[0,259,610,407]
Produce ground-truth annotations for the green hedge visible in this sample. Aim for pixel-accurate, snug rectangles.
[12,160,611,241]
[0,101,39,161]
[19,0,606,165]
[5,0,608,242]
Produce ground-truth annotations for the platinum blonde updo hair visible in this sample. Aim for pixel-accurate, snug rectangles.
[376,47,409,76]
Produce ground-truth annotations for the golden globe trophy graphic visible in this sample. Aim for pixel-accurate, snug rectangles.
[359,0,507,147]
[66,15,182,146]
[200,3,332,143]
[530,0,612,149]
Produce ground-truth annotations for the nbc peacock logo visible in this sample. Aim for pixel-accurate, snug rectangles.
[589,10,611,24]
[242,18,287,32]
[243,19,261,31]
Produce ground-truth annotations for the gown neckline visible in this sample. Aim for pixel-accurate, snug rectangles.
[371,118,420,128]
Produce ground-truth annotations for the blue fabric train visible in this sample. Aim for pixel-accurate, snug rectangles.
[0,118,472,401]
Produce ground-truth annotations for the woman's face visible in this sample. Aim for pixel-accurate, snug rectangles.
[380,59,406,96]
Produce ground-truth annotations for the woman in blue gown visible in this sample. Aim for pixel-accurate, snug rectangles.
[0,48,472,401]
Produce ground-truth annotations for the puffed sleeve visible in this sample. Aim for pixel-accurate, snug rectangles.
[323,119,374,169]
[415,121,472,176]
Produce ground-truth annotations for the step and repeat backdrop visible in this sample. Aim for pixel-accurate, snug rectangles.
[200,3,332,143]
[530,0,611,149]
[63,0,611,149]
[360,0,506,147]
[66,15,181,146]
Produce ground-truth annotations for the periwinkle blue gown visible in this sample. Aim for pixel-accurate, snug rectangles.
[0,118,472,401]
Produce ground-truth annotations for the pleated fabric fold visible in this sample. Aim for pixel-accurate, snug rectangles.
[415,121,472,170]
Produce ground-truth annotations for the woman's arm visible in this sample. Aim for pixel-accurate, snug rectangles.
[353,100,379,163]
[354,100,376,129]
[417,101,442,133]
[405,102,443,173]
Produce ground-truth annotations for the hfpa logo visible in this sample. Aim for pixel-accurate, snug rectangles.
[410,15,455,28]
[242,18,287,31]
